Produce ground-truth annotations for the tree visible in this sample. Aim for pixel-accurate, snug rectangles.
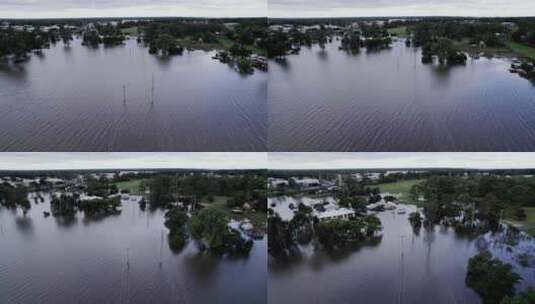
[229,43,252,58]
[190,208,252,255]
[268,214,295,258]
[466,251,521,304]
[164,207,188,252]
[154,34,176,56]
[408,212,422,229]
[501,288,535,304]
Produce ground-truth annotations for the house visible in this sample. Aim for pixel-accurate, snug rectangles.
[268,178,289,189]
[291,177,321,189]
[501,22,516,30]
[316,207,355,222]
[224,22,240,30]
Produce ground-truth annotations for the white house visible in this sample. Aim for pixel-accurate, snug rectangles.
[269,178,289,189]
[292,177,321,188]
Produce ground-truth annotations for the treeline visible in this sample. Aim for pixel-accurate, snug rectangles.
[146,173,266,211]
[51,194,121,219]
[0,183,30,213]
[164,206,253,256]
[82,24,125,47]
[0,28,56,61]
[141,21,266,56]
[511,20,535,47]
[410,175,535,233]
[412,21,507,47]
[86,175,119,197]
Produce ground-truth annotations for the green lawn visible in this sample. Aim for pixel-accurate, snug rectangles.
[174,36,265,56]
[387,26,408,37]
[506,41,535,60]
[201,196,266,227]
[504,207,535,236]
[120,26,139,36]
[376,179,425,203]
[115,179,145,194]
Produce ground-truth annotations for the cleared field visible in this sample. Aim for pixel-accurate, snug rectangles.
[507,41,535,60]
[201,196,266,227]
[115,179,145,194]
[174,37,265,55]
[387,26,408,37]
[376,179,425,203]
[120,26,139,35]
[504,207,535,236]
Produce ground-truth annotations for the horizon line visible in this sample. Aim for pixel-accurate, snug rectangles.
[1,15,534,21]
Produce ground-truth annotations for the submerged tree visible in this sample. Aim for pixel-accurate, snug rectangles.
[164,207,189,252]
[466,251,521,304]
[190,208,252,255]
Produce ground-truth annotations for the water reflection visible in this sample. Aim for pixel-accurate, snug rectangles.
[269,40,535,151]
[14,216,34,235]
[0,38,266,151]
[268,199,534,304]
[0,193,266,304]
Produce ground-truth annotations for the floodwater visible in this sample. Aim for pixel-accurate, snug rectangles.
[0,193,267,304]
[0,38,267,151]
[268,201,535,304]
[268,39,535,151]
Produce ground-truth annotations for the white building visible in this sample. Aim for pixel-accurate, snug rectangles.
[316,207,355,222]
[268,178,289,189]
[291,177,320,188]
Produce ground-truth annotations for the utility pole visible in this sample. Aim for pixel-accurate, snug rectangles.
[151,73,155,104]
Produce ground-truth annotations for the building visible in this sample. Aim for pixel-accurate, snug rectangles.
[269,24,293,33]
[316,207,355,222]
[268,178,289,189]
[291,177,321,189]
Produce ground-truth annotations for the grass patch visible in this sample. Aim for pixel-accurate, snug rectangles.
[504,207,535,236]
[387,26,408,37]
[524,207,535,222]
[200,195,266,227]
[120,26,139,36]
[376,179,425,203]
[115,179,145,194]
[506,41,535,60]
[174,36,265,56]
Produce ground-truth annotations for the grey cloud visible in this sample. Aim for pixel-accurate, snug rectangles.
[0,153,267,170]
[0,0,266,18]
[268,0,535,17]
[268,153,535,170]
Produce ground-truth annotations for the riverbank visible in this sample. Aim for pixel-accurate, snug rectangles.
[507,41,535,60]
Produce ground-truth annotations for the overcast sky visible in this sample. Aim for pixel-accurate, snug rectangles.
[0,0,266,19]
[269,0,535,18]
[1,153,534,170]
[0,153,267,170]
[268,153,535,170]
